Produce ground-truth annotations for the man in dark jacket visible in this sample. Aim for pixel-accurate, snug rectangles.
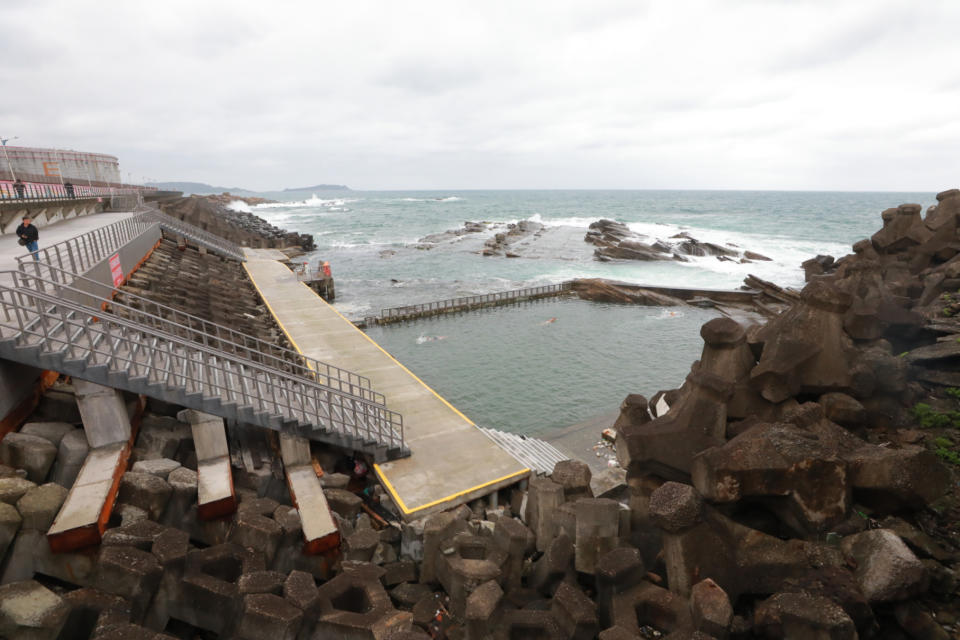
[13,179,25,199]
[16,216,39,261]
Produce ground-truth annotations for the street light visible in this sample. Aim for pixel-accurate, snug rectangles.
[0,136,17,182]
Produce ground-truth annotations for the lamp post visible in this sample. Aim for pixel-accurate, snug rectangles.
[0,136,17,182]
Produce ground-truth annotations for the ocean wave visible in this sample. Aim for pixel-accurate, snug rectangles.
[255,195,359,209]
[226,200,252,213]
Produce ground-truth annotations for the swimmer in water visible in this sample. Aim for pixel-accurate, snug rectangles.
[539,317,557,325]
[416,334,447,344]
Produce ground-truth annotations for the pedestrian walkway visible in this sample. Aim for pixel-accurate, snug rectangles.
[0,211,135,284]
[242,251,530,520]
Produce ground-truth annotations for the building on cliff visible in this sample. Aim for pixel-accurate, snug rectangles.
[0,145,152,200]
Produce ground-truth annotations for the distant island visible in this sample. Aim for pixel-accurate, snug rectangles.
[283,184,351,192]
[146,181,256,195]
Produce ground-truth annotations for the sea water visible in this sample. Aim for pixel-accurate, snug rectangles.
[241,189,934,435]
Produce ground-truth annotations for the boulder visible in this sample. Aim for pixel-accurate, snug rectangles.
[840,529,927,603]
[0,580,69,640]
[16,483,68,530]
[0,433,58,483]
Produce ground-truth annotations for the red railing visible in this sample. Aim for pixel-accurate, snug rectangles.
[0,179,156,201]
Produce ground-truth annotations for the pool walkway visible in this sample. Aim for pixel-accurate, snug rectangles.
[242,250,530,520]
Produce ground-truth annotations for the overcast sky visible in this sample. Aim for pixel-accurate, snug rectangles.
[2,0,958,191]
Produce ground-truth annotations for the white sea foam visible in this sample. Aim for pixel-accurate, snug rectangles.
[226,200,252,213]
[255,195,359,209]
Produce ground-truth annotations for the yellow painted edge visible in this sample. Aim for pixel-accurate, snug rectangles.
[375,463,530,515]
[241,261,318,376]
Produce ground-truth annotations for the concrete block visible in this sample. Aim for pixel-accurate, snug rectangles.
[465,580,502,640]
[0,432,58,482]
[131,458,181,478]
[19,422,75,446]
[0,502,22,559]
[0,476,36,504]
[50,429,89,488]
[61,587,131,639]
[73,379,131,448]
[177,543,264,633]
[690,578,733,637]
[134,413,191,460]
[551,459,593,501]
[346,528,381,562]
[551,581,599,640]
[527,475,565,552]
[229,513,283,564]
[16,482,67,530]
[93,545,163,622]
[239,570,287,596]
[435,532,508,617]
[283,570,319,612]
[574,497,620,575]
[530,532,574,597]
[0,580,69,640]
[35,389,82,424]
[382,560,418,587]
[236,593,303,640]
[315,569,413,639]
[324,488,362,520]
[119,471,172,521]
[161,466,197,528]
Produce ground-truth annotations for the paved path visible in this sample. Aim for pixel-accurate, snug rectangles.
[0,211,135,284]
[243,251,529,520]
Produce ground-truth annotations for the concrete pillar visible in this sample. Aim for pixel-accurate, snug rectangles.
[74,379,131,447]
[177,410,236,520]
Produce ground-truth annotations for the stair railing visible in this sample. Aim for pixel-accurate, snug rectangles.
[12,265,383,404]
[17,263,377,398]
[0,274,406,456]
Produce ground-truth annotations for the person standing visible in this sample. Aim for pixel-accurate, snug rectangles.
[13,178,25,199]
[16,215,39,261]
[64,181,75,198]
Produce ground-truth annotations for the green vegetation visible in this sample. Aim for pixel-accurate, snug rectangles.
[911,402,960,429]
[913,390,960,464]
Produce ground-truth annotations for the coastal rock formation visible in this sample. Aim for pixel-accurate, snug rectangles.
[585,219,772,263]
[611,188,960,637]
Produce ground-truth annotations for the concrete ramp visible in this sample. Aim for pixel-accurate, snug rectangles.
[47,382,139,552]
[244,254,529,520]
[280,434,339,554]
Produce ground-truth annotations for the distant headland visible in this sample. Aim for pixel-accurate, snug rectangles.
[146,181,351,194]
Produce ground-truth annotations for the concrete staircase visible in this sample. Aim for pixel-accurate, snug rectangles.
[0,275,408,461]
[477,427,569,475]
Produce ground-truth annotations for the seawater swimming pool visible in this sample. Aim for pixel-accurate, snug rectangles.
[364,297,719,437]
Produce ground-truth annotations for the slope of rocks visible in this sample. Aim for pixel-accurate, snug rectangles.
[156,195,315,251]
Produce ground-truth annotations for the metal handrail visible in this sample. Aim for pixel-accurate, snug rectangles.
[145,210,245,261]
[15,264,381,403]
[0,277,405,453]
[16,212,155,276]
[15,209,244,278]
[377,282,573,323]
